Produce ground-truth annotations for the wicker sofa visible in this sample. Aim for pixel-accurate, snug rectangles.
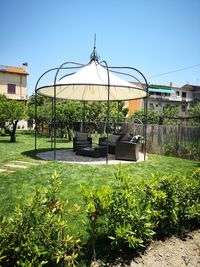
[115,134,142,161]
[115,141,140,161]
[99,133,134,154]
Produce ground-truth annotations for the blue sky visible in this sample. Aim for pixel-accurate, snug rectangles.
[1,0,200,96]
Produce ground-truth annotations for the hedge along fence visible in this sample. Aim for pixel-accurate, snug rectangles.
[121,123,200,160]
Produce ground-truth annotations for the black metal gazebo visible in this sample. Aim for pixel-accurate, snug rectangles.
[34,45,149,163]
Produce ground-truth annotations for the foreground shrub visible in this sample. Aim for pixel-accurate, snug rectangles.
[176,167,200,225]
[0,171,82,267]
[82,167,200,259]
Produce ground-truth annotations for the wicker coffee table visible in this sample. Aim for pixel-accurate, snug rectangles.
[76,145,107,158]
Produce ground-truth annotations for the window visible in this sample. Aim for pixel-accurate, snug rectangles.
[181,105,186,112]
[7,83,16,94]
[149,103,154,109]
[176,91,179,96]
[182,92,186,98]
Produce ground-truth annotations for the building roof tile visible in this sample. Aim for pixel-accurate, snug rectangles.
[0,64,28,75]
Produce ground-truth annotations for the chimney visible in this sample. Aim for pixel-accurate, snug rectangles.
[22,62,28,72]
[169,82,173,88]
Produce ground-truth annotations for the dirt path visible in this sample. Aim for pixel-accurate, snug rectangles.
[91,230,200,267]
[130,230,200,267]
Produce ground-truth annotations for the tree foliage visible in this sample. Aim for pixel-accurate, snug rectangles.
[0,94,26,142]
[130,110,159,124]
[28,95,128,137]
[27,95,52,133]
[130,106,180,125]
[189,102,200,125]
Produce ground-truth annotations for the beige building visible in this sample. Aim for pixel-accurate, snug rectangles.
[0,63,29,129]
[0,63,28,100]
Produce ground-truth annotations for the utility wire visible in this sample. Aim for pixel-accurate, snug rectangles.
[149,64,200,78]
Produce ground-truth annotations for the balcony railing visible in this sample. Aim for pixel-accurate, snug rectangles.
[149,94,193,102]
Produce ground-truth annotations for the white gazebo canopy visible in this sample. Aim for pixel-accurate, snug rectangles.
[37,60,147,101]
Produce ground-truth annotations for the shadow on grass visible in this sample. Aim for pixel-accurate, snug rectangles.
[0,139,11,143]
[46,139,72,144]
[21,147,71,160]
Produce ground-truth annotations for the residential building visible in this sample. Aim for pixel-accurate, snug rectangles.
[0,63,28,100]
[181,84,200,104]
[0,63,29,129]
[128,82,200,116]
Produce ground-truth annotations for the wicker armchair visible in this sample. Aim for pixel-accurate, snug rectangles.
[73,132,92,152]
[115,141,139,161]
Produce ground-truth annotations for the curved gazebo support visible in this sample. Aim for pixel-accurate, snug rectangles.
[34,67,61,155]
[35,63,85,159]
[107,66,149,160]
[99,60,110,164]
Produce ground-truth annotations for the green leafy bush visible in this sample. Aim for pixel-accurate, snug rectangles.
[82,167,200,258]
[1,168,199,264]
[163,143,176,156]
[179,144,200,160]
[0,171,82,267]
[164,143,200,161]
[176,168,200,225]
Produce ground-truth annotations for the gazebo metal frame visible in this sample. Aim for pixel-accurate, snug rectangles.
[34,47,149,163]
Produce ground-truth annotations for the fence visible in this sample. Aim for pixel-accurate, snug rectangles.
[121,123,200,160]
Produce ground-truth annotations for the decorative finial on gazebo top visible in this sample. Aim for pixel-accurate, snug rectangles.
[90,33,100,62]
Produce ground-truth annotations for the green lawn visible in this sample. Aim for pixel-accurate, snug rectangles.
[0,130,199,218]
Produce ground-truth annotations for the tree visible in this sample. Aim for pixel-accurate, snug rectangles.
[28,95,129,138]
[0,94,26,142]
[28,96,82,140]
[27,95,52,134]
[189,102,200,116]
[56,101,81,140]
[130,105,181,125]
[130,110,159,124]
[161,106,179,125]
[189,102,200,125]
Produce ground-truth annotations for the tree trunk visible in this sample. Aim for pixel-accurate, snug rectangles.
[9,120,18,143]
[66,126,72,141]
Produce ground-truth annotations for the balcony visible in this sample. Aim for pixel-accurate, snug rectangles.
[149,94,193,102]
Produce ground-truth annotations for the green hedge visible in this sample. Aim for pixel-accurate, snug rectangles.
[0,172,81,267]
[82,167,200,258]
[0,168,200,265]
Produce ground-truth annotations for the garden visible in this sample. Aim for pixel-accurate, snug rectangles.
[0,131,199,266]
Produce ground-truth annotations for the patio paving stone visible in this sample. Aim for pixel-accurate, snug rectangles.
[5,164,28,169]
[37,148,146,164]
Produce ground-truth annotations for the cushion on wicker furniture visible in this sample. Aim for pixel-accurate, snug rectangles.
[107,134,121,144]
[120,133,132,142]
[130,135,141,143]
[76,132,88,141]
[73,132,92,152]
[99,134,121,154]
